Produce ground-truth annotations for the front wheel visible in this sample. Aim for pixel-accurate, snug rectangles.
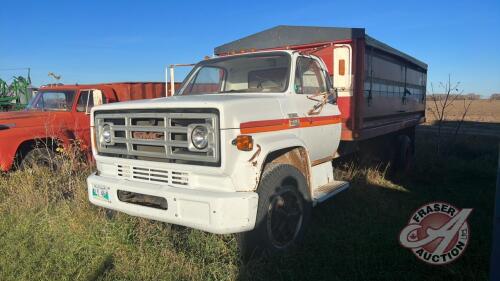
[238,163,312,259]
[19,147,58,170]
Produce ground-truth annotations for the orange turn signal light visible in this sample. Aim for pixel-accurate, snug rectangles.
[233,135,253,151]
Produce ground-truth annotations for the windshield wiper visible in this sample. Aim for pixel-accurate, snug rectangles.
[219,90,244,93]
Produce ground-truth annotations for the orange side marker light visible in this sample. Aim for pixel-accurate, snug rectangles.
[233,135,254,151]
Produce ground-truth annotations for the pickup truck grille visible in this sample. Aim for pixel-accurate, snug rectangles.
[94,110,219,165]
[115,164,189,187]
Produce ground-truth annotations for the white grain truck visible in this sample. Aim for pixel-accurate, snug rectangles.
[87,26,427,255]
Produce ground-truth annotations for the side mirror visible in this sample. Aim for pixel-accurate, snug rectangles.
[328,87,338,104]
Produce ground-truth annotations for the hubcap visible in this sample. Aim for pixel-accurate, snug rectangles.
[267,187,304,249]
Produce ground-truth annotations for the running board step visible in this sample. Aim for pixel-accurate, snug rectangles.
[313,180,349,205]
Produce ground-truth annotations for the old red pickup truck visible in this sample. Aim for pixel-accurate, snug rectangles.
[0,82,178,171]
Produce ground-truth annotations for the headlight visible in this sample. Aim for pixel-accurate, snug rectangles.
[190,125,209,150]
[101,124,112,144]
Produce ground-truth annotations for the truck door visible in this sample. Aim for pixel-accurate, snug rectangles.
[288,55,342,163]
[72,89,103,150]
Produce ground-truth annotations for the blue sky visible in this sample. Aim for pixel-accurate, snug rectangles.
[1,0,499,96]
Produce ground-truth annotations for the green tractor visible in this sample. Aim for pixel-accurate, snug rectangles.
[0,76,35,111]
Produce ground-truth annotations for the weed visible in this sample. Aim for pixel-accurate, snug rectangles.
[0,132,497,280]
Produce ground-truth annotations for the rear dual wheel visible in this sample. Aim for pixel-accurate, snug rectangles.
[393,129,415,173]
[238,164,312,259]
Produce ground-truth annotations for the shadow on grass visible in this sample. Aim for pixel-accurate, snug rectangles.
[236,133,497,281]
[87,254,114,281]
[236,180,415,281]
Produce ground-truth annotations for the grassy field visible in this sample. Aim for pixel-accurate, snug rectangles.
[426,99,500,123]
[0,133,498,281]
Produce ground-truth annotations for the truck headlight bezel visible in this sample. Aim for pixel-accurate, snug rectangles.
[188,124,213,152]
[191,125,208,149]
[101,124,113,145]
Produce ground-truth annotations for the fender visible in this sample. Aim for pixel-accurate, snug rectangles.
[0,126,70,171]
[250,132,311,191]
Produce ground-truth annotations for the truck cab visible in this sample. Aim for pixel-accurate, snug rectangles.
[87,50,348,254]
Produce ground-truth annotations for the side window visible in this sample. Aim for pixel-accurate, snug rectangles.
[76,90,104,113]
[294,57,327,95]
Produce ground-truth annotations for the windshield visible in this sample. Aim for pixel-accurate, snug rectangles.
[178,52,290,95]
[26,90,76,111]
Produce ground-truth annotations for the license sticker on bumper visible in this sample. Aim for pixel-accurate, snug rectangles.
[92,184,111,202]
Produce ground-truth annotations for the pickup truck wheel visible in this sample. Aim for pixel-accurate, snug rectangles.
[238,163,311,259]
[19,147,58,170]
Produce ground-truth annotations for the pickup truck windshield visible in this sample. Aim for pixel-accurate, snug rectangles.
[178,52,290,95]
[26,91,76,111]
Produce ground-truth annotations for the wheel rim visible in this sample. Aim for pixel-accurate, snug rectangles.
[31,155,52,168]
[266,186,304,249]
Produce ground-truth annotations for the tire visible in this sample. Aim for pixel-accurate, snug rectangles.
[19,147,58,170]
[238,163,312,259]
[393,134,415,172]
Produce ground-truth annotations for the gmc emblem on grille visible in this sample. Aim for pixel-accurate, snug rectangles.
[132,132,165,140]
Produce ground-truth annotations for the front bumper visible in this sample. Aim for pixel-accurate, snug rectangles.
[87,173,259,234]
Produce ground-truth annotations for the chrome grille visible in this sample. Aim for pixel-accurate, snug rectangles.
[115,164,189,187]
[95,111,219,163]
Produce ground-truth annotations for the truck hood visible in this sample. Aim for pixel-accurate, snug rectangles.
[91,93,287,129]
[0,111,58,129]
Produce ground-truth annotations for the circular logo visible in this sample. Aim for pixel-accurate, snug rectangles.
[399,202,472,265]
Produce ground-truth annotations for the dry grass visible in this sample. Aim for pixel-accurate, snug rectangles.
[426,99,500,123]
[0,154,240,281]
[0,133,497,280]
[335,162,408,192]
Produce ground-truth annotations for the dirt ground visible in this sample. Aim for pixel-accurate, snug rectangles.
[426,99,500,123]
